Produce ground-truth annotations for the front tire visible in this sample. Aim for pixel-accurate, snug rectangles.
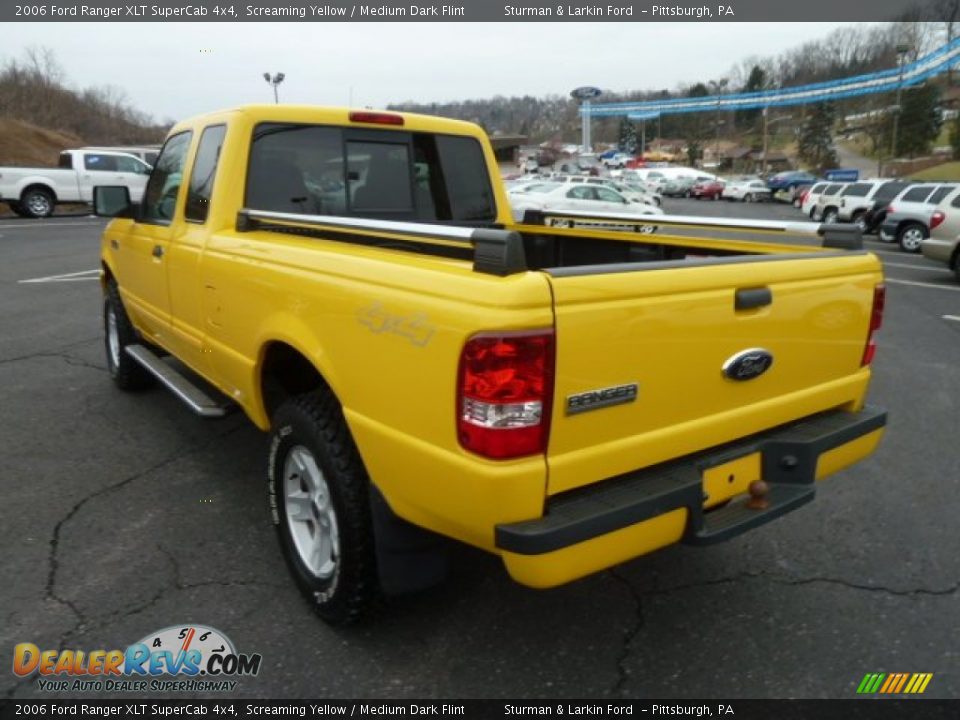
[20,187,55,218]
[268,392,379,625]
[822,208,839,224]
[104,282,154,391]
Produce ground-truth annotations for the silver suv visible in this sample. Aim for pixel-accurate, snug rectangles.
[837,180,912,228]
[921,185,960,281]
[880,183,958,253]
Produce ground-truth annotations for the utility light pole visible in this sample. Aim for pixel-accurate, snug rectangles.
[263,72,285,104]
[888,43,912,175]
[762,110,792,176]
[711,78,728,170]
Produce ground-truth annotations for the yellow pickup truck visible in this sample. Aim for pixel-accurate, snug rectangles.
[95,105,886,624]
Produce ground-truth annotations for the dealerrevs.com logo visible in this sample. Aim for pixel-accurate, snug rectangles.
[13,624,262,693]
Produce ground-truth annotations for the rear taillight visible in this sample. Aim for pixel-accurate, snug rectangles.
[931,211,946,230]
[457,331,555,459]
[861,284,885,366]
[887,205,895,214]
[800,191,809,205]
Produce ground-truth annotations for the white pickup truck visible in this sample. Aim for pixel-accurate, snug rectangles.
[0,149,151,218]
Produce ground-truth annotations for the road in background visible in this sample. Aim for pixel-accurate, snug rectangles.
[1,210,957,700]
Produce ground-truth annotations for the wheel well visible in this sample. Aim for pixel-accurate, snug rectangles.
[21,183,56,202]
[260,342,327,423]
[100,262,114,292]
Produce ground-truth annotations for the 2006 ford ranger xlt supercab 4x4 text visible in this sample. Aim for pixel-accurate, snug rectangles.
[95,105,887,625]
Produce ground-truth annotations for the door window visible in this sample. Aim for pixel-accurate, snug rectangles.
[141,131,194,224]
[595,187,626,203]
[567,186,593,200]
[928,186,954,204]
[185,125,227,223]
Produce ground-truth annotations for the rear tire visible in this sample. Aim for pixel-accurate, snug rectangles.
[952,252,960,283]
[897,222,927,253]
[268,391,379,626]
[20,187,55,219]
[852,211,867,233]
[104,282,154,391]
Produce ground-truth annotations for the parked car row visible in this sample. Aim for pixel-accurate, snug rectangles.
[505,177,664,231]
[795,179,956,254]
[790,176,960,280]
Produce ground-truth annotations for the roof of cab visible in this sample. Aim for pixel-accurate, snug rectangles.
[167,104,486,140]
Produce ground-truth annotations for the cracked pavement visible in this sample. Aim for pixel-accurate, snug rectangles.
[1,214,957,700]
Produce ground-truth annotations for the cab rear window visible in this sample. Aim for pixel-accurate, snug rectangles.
[245,123,496,224]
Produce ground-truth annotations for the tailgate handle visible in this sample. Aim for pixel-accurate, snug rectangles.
[735,287,772,310]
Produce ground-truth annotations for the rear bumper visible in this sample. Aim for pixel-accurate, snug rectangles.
[496,407,886,587]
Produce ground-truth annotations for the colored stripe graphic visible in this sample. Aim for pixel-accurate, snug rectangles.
[893,674,910,693]
[857,672,933,694]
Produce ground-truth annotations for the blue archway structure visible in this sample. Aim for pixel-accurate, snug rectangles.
[585,38,960,119]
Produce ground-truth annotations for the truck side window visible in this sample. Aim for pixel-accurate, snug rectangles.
[115,155,149,175]
[185,125,227,223]
[141,131,194,224]
[85,154,117,172]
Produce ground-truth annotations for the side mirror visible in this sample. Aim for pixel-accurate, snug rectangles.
[93,186,136,218]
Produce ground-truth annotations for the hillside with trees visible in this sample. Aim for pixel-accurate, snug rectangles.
[0,47,167,165]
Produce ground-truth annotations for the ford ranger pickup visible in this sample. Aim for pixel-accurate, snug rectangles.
[95,105,887,624]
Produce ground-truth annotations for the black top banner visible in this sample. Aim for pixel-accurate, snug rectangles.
[1,699,959,720]
[3,0,957,22]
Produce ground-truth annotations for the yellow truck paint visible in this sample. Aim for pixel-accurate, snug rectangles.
[98,105,887,612]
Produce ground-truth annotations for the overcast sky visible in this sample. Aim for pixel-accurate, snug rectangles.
[6,22,850,122]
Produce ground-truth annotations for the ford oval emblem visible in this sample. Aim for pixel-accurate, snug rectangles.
[722,348,774,381]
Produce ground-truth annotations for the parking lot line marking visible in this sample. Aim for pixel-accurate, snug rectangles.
[0,220,103,229]
[866,247,911,257]
[882,261,949,272]
[944,315,960,322]
[885,278,960,292]
[19,269,100,284]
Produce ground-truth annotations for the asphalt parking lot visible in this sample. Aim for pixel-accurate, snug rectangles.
[1,205,958,701]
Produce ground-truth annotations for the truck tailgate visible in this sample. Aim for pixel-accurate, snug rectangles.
[545,252,883,495]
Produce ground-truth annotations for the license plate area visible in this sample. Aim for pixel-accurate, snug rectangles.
[701,453,761,509]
